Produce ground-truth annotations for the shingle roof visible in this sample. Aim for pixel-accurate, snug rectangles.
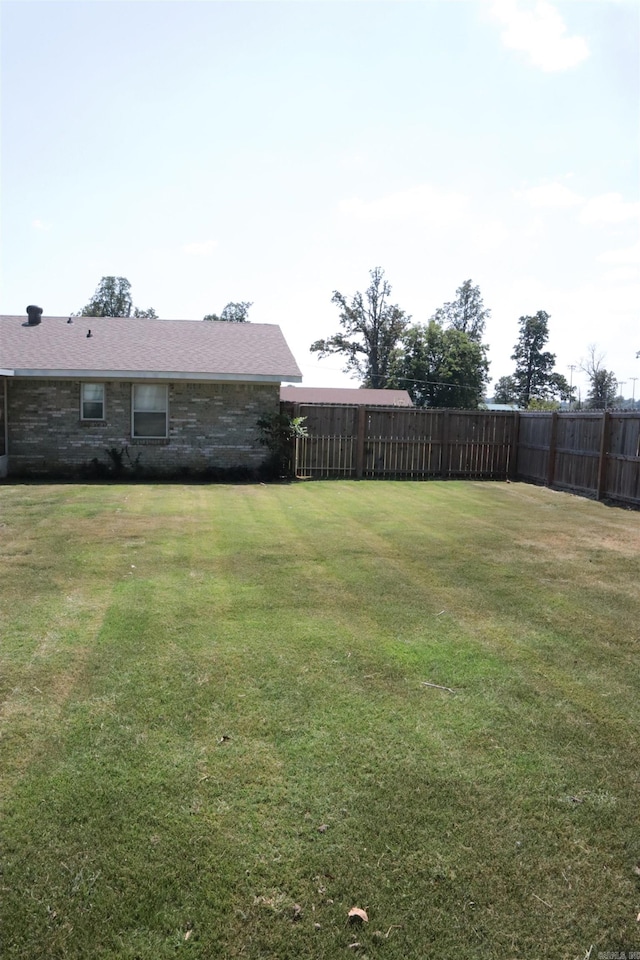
[0,315,302,383]
[280,386,413,406]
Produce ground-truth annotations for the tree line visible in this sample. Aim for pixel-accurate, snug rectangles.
[77,277,251,324]
[76,274,626,410]
[311,267,625,411]
[311,268,490,408]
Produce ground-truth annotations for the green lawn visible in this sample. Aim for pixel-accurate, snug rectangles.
[1,480,639,959]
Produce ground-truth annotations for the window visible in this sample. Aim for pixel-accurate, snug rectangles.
[132,384,168,438]
[81,382,105,420]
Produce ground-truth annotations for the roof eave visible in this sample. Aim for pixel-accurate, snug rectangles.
[10,369,303,383]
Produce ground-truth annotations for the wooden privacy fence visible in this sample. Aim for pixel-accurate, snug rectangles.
[285,404,516,480]
[517,410,640,506]
[283,403,640,507]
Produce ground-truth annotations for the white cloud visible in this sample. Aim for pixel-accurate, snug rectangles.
[489,0,590,72]
[599,242,640,265]
[32,219,52,231]
[469,218,511,251]
[601,266,639,284]
[517,184,640,231]
[182,239,218,256]
[338,184,469,227]
[518,181,583,208]
[579,193,640,225]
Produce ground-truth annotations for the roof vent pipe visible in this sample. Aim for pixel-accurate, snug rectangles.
[26,305,43,326]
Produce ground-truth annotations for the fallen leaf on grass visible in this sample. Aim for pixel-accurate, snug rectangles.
[348,907,369,922]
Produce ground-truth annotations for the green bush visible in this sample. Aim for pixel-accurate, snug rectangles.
[256,412,308,478]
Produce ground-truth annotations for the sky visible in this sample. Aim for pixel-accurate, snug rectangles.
[1,0,638,401]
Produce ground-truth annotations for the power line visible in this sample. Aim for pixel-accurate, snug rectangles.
[300,363,486,391]
[391,375,485,389]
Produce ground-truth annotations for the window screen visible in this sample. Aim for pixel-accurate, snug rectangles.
[132,384,167,438]
[81,383,105,420]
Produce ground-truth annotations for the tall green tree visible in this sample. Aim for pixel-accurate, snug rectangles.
[586,370,618,409]
[507,312,574,407]
[203,301,253,322]
[432,279,491,343]
[492,375,518,404]
[547,372,575,403]
[429,278,491,399]
[511,311,559,406]
[310,267,410,388]
[78,277,157,318]
[390,320,489,408]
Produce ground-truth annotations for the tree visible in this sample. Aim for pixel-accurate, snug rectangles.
[581,345,618,410]
[203,301,253,323]
[310,267,410,388]
[492,375,518,404]
[78,277,157,318]
[547,371,575,403]
[432,279,490,343]
[390,320,489,408]
[586,369,618,409]
[511,311,558,407]
[429,278,491,400]
[527,398,561,411]
[507,313,574,408]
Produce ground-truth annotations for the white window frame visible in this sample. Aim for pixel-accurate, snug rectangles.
[131,384,169,439]
[80,382,105,421]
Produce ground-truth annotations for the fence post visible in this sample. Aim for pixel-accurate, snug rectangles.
[596,410,611,500]
[546,411,559,488]
[292,402,301,477]
[509,411,520,480]
[355,405,367,479]
[441,410,450,477]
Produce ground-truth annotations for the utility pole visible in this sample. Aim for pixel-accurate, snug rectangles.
[630,377,638,406]
[567,364,576,409]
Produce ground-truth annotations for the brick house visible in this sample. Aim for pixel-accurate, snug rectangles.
[0,312,301,479]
